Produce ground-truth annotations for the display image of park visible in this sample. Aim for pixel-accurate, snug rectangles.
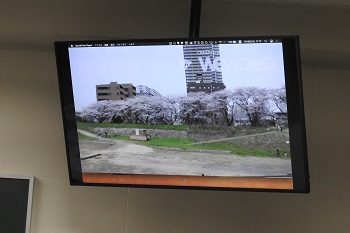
[69,41,292,178]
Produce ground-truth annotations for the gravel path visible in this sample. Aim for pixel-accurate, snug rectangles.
[78,129,292,177]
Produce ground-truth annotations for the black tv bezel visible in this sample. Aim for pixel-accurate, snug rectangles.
[54,36,310,193]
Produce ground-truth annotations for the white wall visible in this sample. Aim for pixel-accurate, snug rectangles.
[0,1,349,232]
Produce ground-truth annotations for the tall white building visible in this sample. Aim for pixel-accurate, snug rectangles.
[183,44,226,93]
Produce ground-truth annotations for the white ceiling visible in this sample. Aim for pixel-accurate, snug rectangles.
[224,0,350,8]
[0,0,349,56]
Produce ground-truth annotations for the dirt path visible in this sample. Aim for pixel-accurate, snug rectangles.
[78,129,292,177]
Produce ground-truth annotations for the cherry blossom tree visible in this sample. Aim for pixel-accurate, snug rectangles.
[233,87,270,126]
[80,100,113,123]
[179,92,211,125]
[269,86,288,118]
[161,95,182,125]
[134,95,165,124]
[108,99,133,123]
[79,86,285,127]
[207,89,236,126]
[106,95,181,125]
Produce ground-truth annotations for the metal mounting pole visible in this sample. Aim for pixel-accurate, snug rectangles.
[188,0,202,38]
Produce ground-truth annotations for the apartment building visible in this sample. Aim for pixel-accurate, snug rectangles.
[136,85,162,97]
[96,82,136,101]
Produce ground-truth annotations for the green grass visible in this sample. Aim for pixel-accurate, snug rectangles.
[137,137,196,148]
[77,122,290,158]
[136,137,285,158]
[78,132,97,141]
[187,125,271,137]
[110,135,130,141]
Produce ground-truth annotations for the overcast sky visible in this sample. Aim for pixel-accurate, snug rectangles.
[69,42,285,111]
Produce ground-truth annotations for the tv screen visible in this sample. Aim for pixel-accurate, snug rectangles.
[55,36,309,192]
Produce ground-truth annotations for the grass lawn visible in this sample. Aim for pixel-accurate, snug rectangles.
[77,122,290,158]
[78,132,97,141]
[136,137,283,158]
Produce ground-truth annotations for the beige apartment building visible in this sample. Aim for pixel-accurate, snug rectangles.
[96,82,136,101]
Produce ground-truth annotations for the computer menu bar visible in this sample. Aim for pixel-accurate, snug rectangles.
[69,39,282,48]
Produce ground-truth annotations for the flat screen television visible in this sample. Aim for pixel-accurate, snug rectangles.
[54,36,310,192]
